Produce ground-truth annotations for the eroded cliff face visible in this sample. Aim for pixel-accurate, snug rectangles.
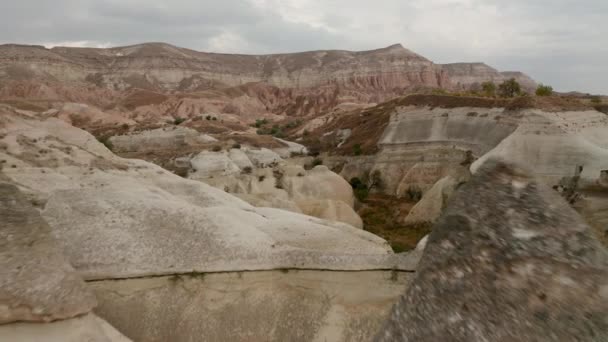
[0,43,448,91]
[442,62,537,91]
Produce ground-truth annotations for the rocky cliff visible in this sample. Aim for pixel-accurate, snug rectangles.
[0,43,448,91]
[441,62,537,91]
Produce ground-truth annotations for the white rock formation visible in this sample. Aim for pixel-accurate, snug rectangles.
[0,106,418,341]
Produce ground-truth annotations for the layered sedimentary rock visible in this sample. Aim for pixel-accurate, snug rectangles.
[376,160,608,341]
[442,62,537,91]
[0,43,447,91]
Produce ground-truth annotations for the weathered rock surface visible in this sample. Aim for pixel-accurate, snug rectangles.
[90,270,411,342]
[0,178,130,341]
[376,160,608,341]
[109,126,216,153]
[187,150,362,228]
[0,106,421,341]
[442,62,537,91]
[0,313,131,342]
[0,181,96,324]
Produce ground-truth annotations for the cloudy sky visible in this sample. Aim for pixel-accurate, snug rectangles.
[2,0,606,93]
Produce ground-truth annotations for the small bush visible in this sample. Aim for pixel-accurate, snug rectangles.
[242,166,253,174]
[312,158,323,167]
[353,144,362,156]
[498,78,522,98]
[174,117,186,125]
[303,130,310,136]
[258,175,266,182]
[211,145,222,152]
[350,177,369,201]
[466,112,479,117]
[206,115,212,121]
[405,185,423,202]
[481,81,496,97]
[255,119,268,128]
[232,143,241,149]
[535,84,553,96]
[121,123,129,130]
[212,117,218,121]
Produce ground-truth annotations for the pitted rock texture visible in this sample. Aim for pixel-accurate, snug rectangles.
[376,160,608,342]
[0,181,97,324]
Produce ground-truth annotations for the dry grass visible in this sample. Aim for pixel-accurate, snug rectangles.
[357,194,430,252]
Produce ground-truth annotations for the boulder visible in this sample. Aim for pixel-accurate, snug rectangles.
[244,148,282,167]
[296,199,363,229]
[189,150,241,179]
[376,160,608,342]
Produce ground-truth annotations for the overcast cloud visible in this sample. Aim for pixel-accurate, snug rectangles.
[1,0,606,93]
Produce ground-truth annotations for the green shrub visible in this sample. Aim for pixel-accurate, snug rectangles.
[206,115,212,121]
[535,84,553,96]
[242,166,253,174]
[255,119,268,128]
[232,143,241,149]
[211,145,222,152]
[173,117,186,125]
[312,158,323,167]
[350,177,369,201]
[353,144,362,156]
[405,185,423,202]
[498,78,522,98]
[481,81,496,97]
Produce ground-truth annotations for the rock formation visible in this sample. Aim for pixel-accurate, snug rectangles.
[442,62,537,91]
[0,179,130,341]
[376,160,608,341]
[0,105,418,341]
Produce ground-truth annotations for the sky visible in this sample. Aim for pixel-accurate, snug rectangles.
[1,0,606,94]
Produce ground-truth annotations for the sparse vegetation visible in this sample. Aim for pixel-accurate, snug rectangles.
[311,158,323,167]
[232,143,241,149]
[481,81,496,97]
[242,166,253,174]
[206,115,212,121]
[498,78,522,98]
[350,177,370,201]
[535,84,553,96]
[405,185,423,202]
[211,145,222,152]
[173,117,186,125]
[353,143,362,156]
[591,96,602,104]
[254,119,268,128]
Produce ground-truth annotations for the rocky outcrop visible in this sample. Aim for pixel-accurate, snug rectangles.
[0,106,418,341]
[377,160,608,341]
[325,101,608,199]
[0,179,130,341]
[90,270,409,342]
[0,43,448,91]
[187,149,363,228]
[442,62,537,91]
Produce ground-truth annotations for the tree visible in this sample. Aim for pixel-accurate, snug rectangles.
[535,84,553,96]
[481,81,496,97]
[498,78,521,98]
